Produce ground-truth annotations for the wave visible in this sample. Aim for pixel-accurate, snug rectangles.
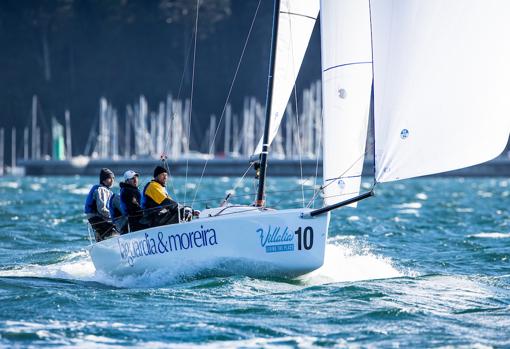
[0,236,410,288]
[298,236,408,285]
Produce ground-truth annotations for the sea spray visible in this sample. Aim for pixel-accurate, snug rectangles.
[298,236,405,285]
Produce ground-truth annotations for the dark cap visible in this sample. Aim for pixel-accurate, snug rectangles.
[153,165,168,178]
[99,168,114,183]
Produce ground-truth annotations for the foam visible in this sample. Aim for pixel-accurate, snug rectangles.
[298,236,405,285]
[0,236,409,288]
[0,251,96,281]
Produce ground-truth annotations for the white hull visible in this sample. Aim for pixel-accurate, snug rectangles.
[88,207,330,278]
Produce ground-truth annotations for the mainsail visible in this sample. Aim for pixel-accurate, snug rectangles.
[320,0,373,206]
[253,0,319,155]
[371,0,510,182]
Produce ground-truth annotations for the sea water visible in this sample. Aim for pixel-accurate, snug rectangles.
[0,175,508,347]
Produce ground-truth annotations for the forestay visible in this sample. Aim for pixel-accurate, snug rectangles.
[254,0,319,155]
[320,0,373,206]
[371,0,510,182]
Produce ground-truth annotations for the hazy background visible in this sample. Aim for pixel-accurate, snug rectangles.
[0,0,322,160]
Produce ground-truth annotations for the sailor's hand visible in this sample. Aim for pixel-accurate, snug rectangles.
[192,209,200,217]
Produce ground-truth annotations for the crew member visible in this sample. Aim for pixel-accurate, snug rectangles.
[84,168,119,241]
[109,193,127,234]
[142,165,182,227]
[120,169,147,232]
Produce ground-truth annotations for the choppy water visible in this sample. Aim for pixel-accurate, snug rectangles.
[0,175,509,348]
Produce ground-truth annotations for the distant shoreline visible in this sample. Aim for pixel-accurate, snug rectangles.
[15,157,510,177]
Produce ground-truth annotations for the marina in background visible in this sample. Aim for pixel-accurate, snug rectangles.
[2,81,510,177]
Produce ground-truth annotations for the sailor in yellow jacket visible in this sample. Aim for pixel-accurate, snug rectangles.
[141,166,191,227]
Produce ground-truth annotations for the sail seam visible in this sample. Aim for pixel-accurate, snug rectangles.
[324,175,362,182]
[279,11,316,21]
[323,61,372,73]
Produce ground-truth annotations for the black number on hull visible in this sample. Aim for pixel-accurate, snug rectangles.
[295,227,314,250]
[304,226,313,250]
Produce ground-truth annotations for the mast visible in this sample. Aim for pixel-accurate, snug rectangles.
[255,0,280,207]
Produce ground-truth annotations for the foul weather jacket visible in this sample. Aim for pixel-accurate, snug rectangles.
[84,184,113,220]
[142,180,178,211]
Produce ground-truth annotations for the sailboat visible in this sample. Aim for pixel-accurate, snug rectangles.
[88,0,510,278]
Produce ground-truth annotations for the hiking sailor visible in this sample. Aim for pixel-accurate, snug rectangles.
[142,165,196,227]
[84,168,119,241]
[120,169,147,232]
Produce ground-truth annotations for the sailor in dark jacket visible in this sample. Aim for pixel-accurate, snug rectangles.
[109,193,127,234]
[84,168,119,241]
[141,166,181,227]
[120,170,147,232]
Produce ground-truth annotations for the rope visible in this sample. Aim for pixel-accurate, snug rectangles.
[190,0,263,206]
[184,0,200,206]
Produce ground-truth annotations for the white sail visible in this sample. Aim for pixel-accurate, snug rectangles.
[371,0,510,183]
[320,0,373,206]
[254,0,319,155]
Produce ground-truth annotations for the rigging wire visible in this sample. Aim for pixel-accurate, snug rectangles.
[285,2,306,208]
[312,107,323,208]
[184,0,201,206]
[306,144,374,208]
[190,0,263,207]
[292,86,305,208]
[158,17,196,203]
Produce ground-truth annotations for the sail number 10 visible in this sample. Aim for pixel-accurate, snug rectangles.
[295,227,314,250]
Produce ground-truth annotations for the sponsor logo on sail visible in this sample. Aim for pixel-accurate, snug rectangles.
[257,225,294,253]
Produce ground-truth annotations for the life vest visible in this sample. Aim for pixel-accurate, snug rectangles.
[141,182,151,209]
[84,184,100,214]
[108,193,123,220]
[119,187,128,215]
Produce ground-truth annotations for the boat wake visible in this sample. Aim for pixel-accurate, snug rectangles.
[298,236,407,285]
[0,237,408,288]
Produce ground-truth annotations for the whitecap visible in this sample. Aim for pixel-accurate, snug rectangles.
[185,183,197,190]
[0,181,20,189]
[469,232,510,239]
[393,202,422,209]
[456,208,474,213]
[70,187,90,195]
[29,183,42,191]
[0,250,95,281]
[415,192,428,200]
[477,190,493,198]
[361,182,372,189]
[397,209,420,216]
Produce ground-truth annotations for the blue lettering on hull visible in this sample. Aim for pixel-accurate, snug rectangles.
[257,226,295,253]
[266,244,294,253]
[118,225,218,266]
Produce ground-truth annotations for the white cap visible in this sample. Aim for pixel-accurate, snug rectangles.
[123,170,139,181]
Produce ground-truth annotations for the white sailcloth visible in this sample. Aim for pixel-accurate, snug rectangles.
[320,0,373,206]
[371,0,510,182]
[254,0,319,155]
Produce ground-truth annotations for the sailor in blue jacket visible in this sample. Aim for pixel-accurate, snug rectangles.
[84,168,119,241]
